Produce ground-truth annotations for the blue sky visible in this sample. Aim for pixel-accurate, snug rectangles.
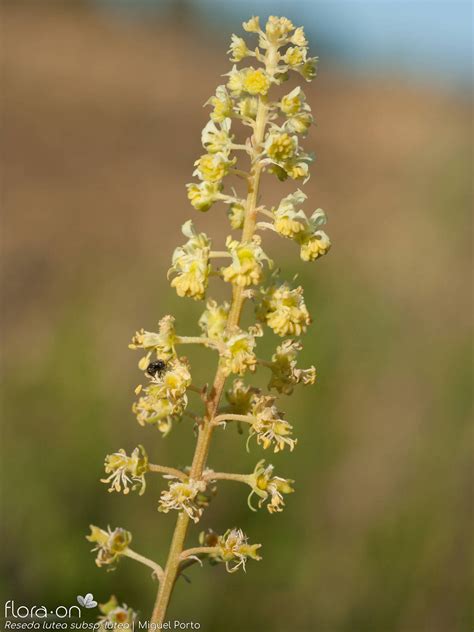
[97,0,473,88]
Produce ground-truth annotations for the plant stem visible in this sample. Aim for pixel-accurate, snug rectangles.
[150,512,190,624]
[204,471,251,484]
[213,413,254,426]
[176,335,225,353]
[180,546,219,560]
[124,548,164,580]
[150,70,271,626]
[148,464,187,480]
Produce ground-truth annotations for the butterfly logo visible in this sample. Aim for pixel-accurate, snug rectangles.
[77,593,97,609]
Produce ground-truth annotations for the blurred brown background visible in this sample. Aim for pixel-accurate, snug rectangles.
[1,2,472,631]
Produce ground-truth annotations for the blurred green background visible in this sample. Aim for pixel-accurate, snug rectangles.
[2,1,472,631]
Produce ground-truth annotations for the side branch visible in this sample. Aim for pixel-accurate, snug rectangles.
[148,464,187,480]
[213,413,254,426]
[176,336,226,354]
[180,546,219,561]
[203,471,251,485]
[124,548,164,581]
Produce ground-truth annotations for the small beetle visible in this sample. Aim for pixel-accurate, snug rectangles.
[146,359,168,379]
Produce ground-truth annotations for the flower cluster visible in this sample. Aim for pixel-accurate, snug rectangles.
[270,190,331,261]
[222,384,296,452]
[186,16,319,211]
[268,339,317,395]
[220,325,263,376]
[263,131,313,182]
[158,478,208,523]
[187,180,223,212]
[87,526,131,569]
[168,220,211,300]
[132,356,191,434]
[257,281,310,337]
[222,235,272,287]
[199,299,230,340]
[225,378,259,414]
[280,87,313,135]
[129,315,177,369]
[193,152,236,185]
[210,528,262,573]
[248,394,296,453]
[188,92,238,210]
[247,460,294,514]
[101,445,149,496]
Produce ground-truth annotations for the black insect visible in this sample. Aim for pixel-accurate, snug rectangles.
[146,359,168,379]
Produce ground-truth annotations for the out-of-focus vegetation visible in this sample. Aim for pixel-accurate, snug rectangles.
[1,4,472,631]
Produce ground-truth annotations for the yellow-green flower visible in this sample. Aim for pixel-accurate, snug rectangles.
[228,34,250,62]
[248,394,296,452]
[226,65,247,96]
[265,15,295,43]
[186,181,223,212]
[225,378,259,414]
[268,339,316,394]
[193,152,235,183]
[86,525,132,569]
[247,460,294,513]
[212,528,262,573]
[299,230,331,261]
[286,111,313,136]
[101,445,148,496]
[206,85,234,122]
[257,282,310,337]
[242,16,260,33]
[222,235,272,287]
[285,156,312,180]
[264,131,298,163]
[221,325,262,376]
[159,478,207,523]
[271,198,331,260]
[132,357,191,434]
[168,220,211,300]
[198,299,230,340]
[201,118,234,155]
[280,86,306,116]
[300,57,318,81]
[242,67,271,95]
[291,26,308,47]
[280,87,313,136]
[129,315,176,369]
[237,96,258,120]
[227,200,246,229]
[284,46,308,68]
[272,189,308,238]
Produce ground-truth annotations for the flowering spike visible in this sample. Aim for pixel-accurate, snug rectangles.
[88,15,330,627]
